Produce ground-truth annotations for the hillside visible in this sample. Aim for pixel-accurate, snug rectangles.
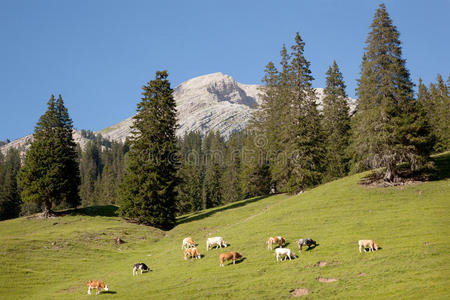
[0,154,448,299]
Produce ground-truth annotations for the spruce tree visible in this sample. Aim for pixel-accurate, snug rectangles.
[79,140,102,206]
[352,4,434,181]
[221,131,244,204]
[176,131,203,214]
[202,131,224,209]
[17,95,80,216]
[239,129,271,198]
[285,32,324,193]
[119,71,178,229]
[0,149,22,220]
[322,61,351,181]
[268,45,292,190]
[428,75,450,152]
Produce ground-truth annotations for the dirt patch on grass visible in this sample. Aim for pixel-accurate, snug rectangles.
[358,272,366,277]
[290,288,309,297]
[317,277,338,283]
[315,261,328,267]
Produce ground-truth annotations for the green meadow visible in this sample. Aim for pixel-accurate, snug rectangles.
[0,154,449,299]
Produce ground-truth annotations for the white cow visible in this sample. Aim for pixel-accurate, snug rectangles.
[275,248,296,261]
[206,236,227,251]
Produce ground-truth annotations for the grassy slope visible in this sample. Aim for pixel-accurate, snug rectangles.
[0,154,449,299]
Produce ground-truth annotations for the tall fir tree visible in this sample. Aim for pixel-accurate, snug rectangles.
[79,140,102,206]
[322,60,351,181]
[427,74,450,152]
[268,45,292,190]
[176,131,203,214]
[352,4,433,181]
[119,71,178,229]
[239,129,271,198]
[202,131,225,209]
[0,149,22,220]
[284,32,324,193]
[221,131,244,204]
[17,95,80,216]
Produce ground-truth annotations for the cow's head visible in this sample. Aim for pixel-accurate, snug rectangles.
[104,285,109,292]
[373,243,379,250]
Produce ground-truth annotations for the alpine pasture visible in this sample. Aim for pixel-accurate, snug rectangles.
[0,154,449,299]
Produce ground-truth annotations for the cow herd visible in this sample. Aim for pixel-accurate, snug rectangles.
[179,235,322,267]
[87,235,379,295]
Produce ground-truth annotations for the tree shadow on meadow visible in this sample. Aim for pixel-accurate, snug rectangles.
[429,152,450,181]
[176,195,269,226]
[69,205,119,217]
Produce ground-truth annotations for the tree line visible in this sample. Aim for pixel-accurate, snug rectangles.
[0,4,448,229]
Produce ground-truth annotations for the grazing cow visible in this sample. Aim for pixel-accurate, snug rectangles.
[206,237,227,251]
[182,237,196,249]
[267,236,286,250]
[133,263,150,276]
[184,247,201,260]
[358,240,379,253]
[219,251,243,266]
[297,238,317,251]
[275,248,296,261]
[87,280,108,295]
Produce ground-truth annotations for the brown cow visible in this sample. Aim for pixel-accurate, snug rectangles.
[219,251,243,267]
[87,280,108,295]
[182,237,196,249]
[184,247,201,260]
[267,236,286,250]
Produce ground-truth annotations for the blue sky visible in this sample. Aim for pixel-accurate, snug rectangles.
[1,0,449,141]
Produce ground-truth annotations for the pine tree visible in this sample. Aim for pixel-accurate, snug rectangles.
[221,131,244,204]
[202,131,224,209]
[322,61,351,181]
[239,129,271,198]
[427,75,450,152]
[268,45,292,190]
[285,32,324,193]
[17,95,80,216]
[0,149,22,220]
[119,71,178,229]
[176,131,203,214]
[352,4,434,181]
[79,140,102,206]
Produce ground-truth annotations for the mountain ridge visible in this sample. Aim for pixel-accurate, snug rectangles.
[0,72,356,154]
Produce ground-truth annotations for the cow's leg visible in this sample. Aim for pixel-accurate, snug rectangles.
[88,287,91,295]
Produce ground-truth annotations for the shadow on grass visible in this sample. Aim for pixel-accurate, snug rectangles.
[305,244,319,251]
[101,291,117,294]
[234,257,246,265]
[176,195,270,226]
[70,205,119,217]
[429,152,450,181]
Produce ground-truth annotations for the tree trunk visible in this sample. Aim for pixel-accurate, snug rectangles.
[384,165,398,182]
[41,199,55,218]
